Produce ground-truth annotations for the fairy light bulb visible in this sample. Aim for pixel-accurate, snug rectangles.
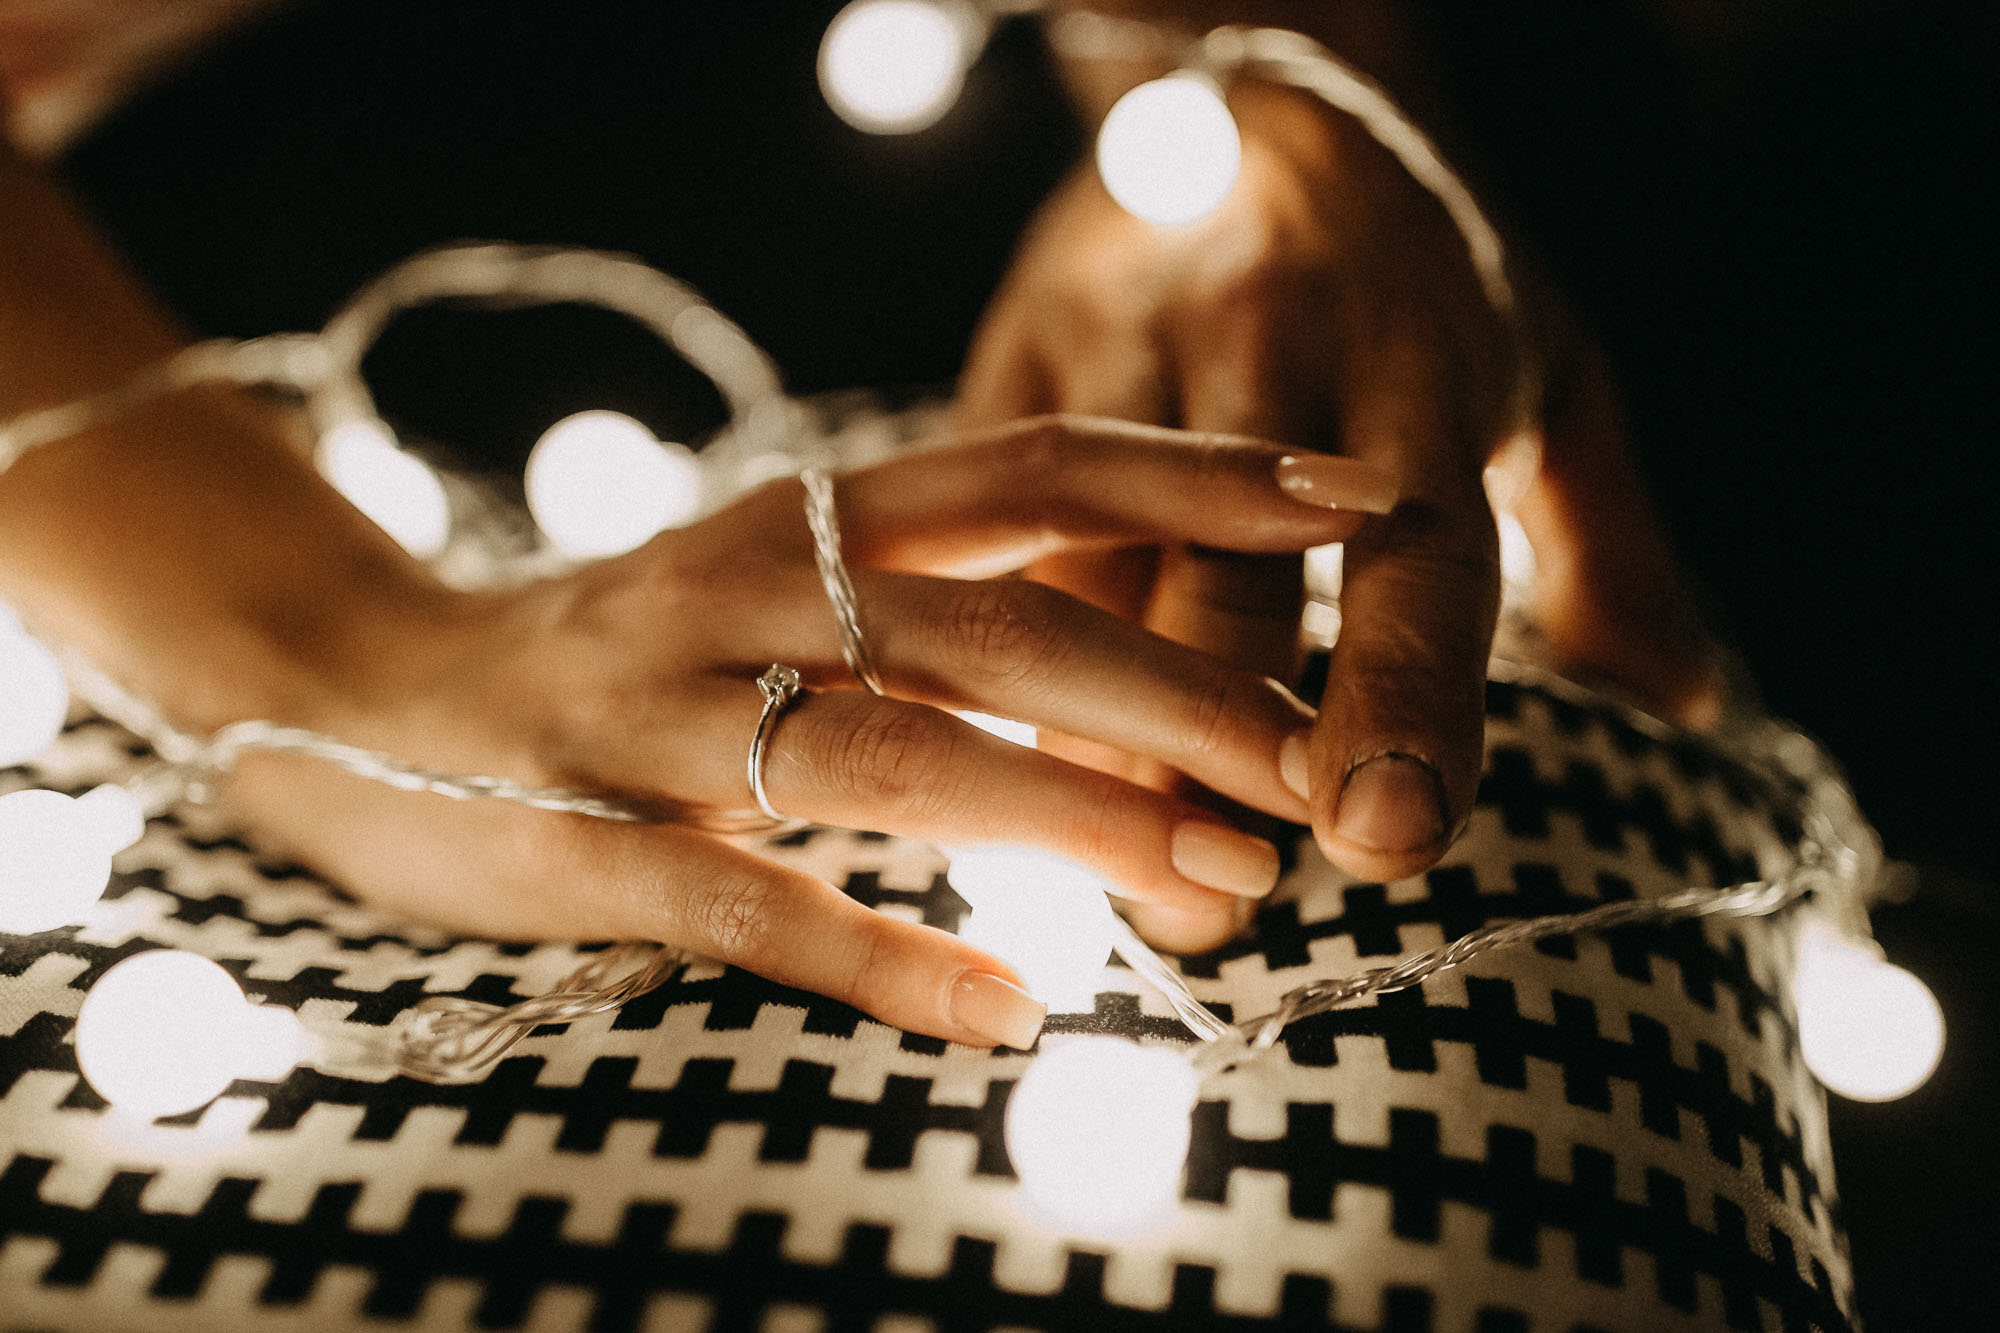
[0,611,68,765]
[525,410,703,559]
[1496,509,1538,599]
[947,846,1121,1009]
[1793,919,1944,1101]
[0,785,145,935]
[317,419,452,558]
[958,710,1036,748]
[819,0,975,134]
[1300,542,1345,648]
[74,950,304,1118]
[1095,74,1242,226]
[1005,1036,1200,1232]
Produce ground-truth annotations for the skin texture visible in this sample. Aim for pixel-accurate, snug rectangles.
[958,64,1719,952]
[1,135,1401,1048]
[0,1,1716,1038]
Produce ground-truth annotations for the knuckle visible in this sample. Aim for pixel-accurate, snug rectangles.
[946,579,1068,685]
[835,706,961,816]
[1195,229,1327,313]
[834,918,893,1008]
[1056,772,1142,872]
[1183,667,1259,762]
[684,867,781,965]
[1009,415,1079,479]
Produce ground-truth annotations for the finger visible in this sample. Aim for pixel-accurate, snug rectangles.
[677,682,1282,910]
[1312,328,1501,883]
[955,280,1056,431]
[231,746,1050,1048]
[853,571,1317,822]
[1119,897,1253,957]
[583,822,1050,1049]
[992,329,1171,670]
[1153,307,1334,684]
[660,556,1314,820]
[834,415,1390,578]
[1517,326,1723,726]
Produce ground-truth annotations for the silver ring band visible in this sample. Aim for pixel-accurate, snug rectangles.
[748,663,804,822]
[801,467,884,696]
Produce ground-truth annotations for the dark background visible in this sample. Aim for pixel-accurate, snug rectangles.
[51,1,1993,1325]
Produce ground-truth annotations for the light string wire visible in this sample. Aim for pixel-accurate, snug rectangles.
[1041,14,1540,438]
[394,941,687,1083]
[0,17,1887,1094]
[1102,652,1876,1077]
[1,246,806,1082]
[308,243,801,478]
[801,466,887,695]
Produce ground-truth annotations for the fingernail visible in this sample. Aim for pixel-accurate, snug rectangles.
[1171,821,1281,897]
[1334,754,1447,854]
[950,972,1046,1049]
[1279,732,1312,804]
[1275,455,1399,514]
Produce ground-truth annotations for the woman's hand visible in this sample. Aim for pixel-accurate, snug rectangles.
[2,134,1396,1051]
[958,82,1720,948]
[221,415,1397,1048]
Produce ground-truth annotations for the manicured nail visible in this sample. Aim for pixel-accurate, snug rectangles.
[1171,821,1281,897]
[1280,732,1313,804]
[1334,754,1447,854]
[950,972,1046,1049]
[1275,455,1399,514]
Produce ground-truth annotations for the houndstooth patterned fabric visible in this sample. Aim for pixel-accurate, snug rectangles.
[0,674,1854,1332]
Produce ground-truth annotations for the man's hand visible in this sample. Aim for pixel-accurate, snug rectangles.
[958,81,1718,950]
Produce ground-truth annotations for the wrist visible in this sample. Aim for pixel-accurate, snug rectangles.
[0,380,491,740]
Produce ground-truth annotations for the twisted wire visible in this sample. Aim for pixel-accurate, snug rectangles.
[395,942,685,1082]
[1108,915,1235,1043]
[0,335,327,476]
[193,721,654,821]
[1234,877,1812,1058]
[1208,27,1538,435]
[800,467,885,695]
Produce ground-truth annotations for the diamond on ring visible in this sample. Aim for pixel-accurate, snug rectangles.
[748,664,805,822]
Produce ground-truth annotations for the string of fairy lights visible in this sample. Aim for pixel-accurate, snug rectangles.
[0,2,1945,1236]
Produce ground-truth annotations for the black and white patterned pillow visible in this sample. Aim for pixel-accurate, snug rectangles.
[0,669,1854,1333]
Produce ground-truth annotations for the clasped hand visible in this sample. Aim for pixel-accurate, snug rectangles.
[224,416,1394,1050]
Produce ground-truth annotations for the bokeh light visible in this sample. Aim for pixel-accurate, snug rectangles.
[819,0,973,134]
[317,419,452,558]
[525,410,703,559]
[1096,74,1242,226]
[1006,1036,1200,1232]
[74,950,303,1118]
[0,785,144,935]
[948,846,1120,1010]
[0,613,67,765]
[1794,919,1944,1101]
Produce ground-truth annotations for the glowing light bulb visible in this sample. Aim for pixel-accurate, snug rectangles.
[947,846,1121,1009]
[1006,1036,1200,1232]
[1794,920,1944,1101]
[0,785,145,934]
[1300,542,1345,648]
[819,0,974,134]
[1303,542,1344,603]
[317,419,452,558]
[0,614,67,765]
[1095,74,1242,226]
[525,410,704,559]
[945,844,1107,910]
[1496,509,1538,595]
[74,950,304,1117]
[958,710,1036,748]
